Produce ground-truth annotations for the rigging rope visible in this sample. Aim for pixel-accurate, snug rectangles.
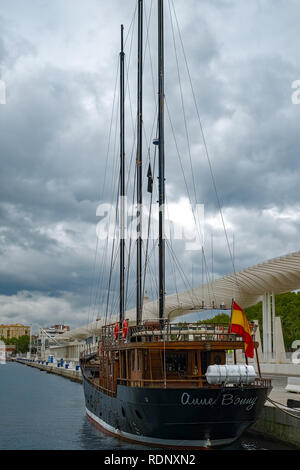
[92,5,138,325]
[170,0,241,297]
[164,96,216,306]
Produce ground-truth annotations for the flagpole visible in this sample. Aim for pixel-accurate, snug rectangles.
[229,298,234,333]
[255,343,262,378]
[230,298,236,364]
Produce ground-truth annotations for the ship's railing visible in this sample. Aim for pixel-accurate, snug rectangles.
[80,344,99,359]
[117,377,271,389]
[83,374,116,397]
[99,320,250,347]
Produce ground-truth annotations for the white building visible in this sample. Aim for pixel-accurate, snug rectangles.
[36,325,70,360]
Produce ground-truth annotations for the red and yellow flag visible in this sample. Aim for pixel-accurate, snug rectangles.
[229,301,254,358]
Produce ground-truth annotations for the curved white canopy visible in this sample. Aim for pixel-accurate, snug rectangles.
[56,250,300,342]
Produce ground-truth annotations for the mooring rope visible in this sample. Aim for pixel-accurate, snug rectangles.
[266,396,300,420]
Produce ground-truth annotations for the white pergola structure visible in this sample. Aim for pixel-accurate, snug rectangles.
[57,250,300,360]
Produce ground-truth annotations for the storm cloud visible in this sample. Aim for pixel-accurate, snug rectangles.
[1,0,300,330]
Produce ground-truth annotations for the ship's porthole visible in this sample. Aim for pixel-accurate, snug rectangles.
[121,407,126,417]
[135,409,142,420]
[214,355,222,365]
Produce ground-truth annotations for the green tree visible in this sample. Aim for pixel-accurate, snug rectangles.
[202,293,300,351]
[14,335,30,353]
[244,292,300,351]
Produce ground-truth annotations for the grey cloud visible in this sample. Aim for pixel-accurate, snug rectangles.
[0,1,300,329]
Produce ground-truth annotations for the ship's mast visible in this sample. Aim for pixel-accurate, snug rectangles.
[119,24,125,323]
[158,0,165,320]
[136,0,143,324]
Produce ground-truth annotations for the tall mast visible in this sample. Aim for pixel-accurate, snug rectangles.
[136,0,143,324]
[119,24,125,323]
[158,0,165,319]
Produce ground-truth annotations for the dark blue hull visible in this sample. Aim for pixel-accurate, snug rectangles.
[82,376,271,448]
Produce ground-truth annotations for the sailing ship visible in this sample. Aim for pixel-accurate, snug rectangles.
[80,0,272,448]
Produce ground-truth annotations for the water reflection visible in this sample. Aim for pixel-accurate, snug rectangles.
[0,363,297,451]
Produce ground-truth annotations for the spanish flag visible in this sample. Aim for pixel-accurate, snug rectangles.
[229,301,254,358]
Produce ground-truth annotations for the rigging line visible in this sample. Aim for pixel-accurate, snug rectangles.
[145,155,160,299]
[202,247,204,302]
[143,0,157,105]
[170,0,240,292]
[142,241,159,304]
[124,15,137,139]
[165,224,180,309]
[90,80,120,327]
[164,95,215,304]
[142,123,158,300]
[167,238,213,308]
[165,239,197,303]
[164,192,183,309]
[143,0,153,71]
[142,153,156,298]
[95,146,121,321]
[210,232,216,304]
[124,32,137,198]
[87,56,120,327]
[145,232,160,296]
[103,215,120,324]
[87,235,99,329]
[141,0,158,162]
[167,0,199,223]
[110,249,124,319]
[124,0,153,190]
[144,1,157,110]
[94,85,121,317]
[104,191,121,326]
[143,0,153,55]
[120,8,137,200]
[125,166,137,310]
[142,110,158,178]
[139,5,160,303]
[168,3,217,305]
[142,234,159,265]
[165,213,205,312]
[142,237,159,296]
[97,147,121,322]
[124,2,137,48]
[95,57,123,307]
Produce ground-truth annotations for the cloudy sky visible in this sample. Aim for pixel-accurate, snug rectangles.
[1,0,300,332]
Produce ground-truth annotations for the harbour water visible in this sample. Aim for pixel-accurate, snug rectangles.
[0,362,296,450]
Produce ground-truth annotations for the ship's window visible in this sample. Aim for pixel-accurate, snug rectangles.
[165,352,188,375]
[201,351,210,374]
[131,350,135,370]
[214,354,222,365]
[122,352,127,378]
[121,407,126,417]
[193,352,199,375]
[138,350,142,372]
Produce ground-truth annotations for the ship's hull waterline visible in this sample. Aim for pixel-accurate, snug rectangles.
[82,377,271,448]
